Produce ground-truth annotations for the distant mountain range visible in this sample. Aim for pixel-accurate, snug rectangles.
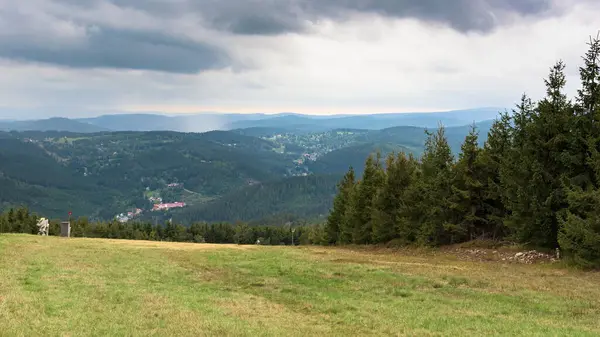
[0,117,109,133]
[0,108,505,133]
[226,108,503,130]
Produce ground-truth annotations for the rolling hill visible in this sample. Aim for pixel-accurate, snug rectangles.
[308,143,415,175]
[173,174,340,223]
[226,108,503,130]
[0,117,497,223]
[0,130,292,219]
[0,118,109,133]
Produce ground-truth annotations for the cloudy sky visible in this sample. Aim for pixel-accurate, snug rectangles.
[0,0,598,119]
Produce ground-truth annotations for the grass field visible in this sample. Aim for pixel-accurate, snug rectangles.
[1,235,599,336]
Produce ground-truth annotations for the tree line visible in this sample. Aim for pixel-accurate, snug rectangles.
[0,206,326,245]
[326,35,600,268]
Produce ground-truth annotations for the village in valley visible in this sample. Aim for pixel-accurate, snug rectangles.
[262,130,362,177]
[114,182,187,223]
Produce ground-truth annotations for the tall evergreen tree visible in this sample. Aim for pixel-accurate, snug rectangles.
[560,35,600,267]
[559,157,600,268]
[502,95,536,240]
[326,167,355,244]
[448,125,487,241]
[348,154,385,244]
[395,154,423,244]
[478,112,512,239]
[417,126,455,245]
[528,61,573,248]
[503,61,574,248]
[372,153,416,244]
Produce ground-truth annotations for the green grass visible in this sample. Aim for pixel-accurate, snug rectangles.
[1,235,599,336]
[181,189,215,205]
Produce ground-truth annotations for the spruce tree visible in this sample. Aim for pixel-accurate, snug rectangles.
[528,61,572,248]
[559,34,600,267]
[326,167,356,244]
[371,153,397,244]
[478,112,512,239]
[560,132,600,267]
[448,124,486,242]
[501,95,535,239]
[372,153,417,244]
[502,61,574,248]
[417,125,455,246]
[348,154,385,244]
[395,154,423,244]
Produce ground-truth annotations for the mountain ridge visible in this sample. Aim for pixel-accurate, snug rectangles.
[0,108,505,133]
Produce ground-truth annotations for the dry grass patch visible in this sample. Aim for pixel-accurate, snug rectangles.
[88,238,257,251]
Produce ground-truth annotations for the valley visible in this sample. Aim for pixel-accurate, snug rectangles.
[0,115,494,224]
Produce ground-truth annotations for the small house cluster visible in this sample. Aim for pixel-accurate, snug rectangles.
[115,208,143,223]
[152,202,186,211]
[148,196,163,203]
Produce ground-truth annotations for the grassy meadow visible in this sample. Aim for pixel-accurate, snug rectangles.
[1,234,599,336]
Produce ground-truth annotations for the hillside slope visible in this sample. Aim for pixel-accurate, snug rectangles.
[173,174,340,223]
[0,118,109,133]
[0,119,496,222]
[0,130,292,219]
[0,138,125,217]
[308,143,415,175]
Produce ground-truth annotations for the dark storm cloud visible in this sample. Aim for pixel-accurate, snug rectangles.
[0,27,228,74]
[50,0,557,35]
[320,0,553,32]
[0,0,230,73]
[102,0,555,34]
[0,0,558,73]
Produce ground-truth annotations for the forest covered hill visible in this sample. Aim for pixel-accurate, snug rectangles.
[0,116,498,223]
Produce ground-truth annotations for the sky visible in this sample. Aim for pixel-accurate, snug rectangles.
[0,0,598,119]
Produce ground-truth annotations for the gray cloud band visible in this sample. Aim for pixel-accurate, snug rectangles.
[0,0,555,73]
[106,0,554,34]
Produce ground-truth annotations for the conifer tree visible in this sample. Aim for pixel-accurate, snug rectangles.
[559,148,600,268]
[326,167,356,244]
[503,60,574,249]
[395,154,423,244]
[448,125,486,241]
[417,126,455,245]
[560,34,600,267]
[478,112,512,239]
[525,61,572,248]
[501,95,535,238]
[372,153,416,244]
[349,153,385,244]
[569,34,600,188]
[342,180,360,243]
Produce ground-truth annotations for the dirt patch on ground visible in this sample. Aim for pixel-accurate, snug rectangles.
[87,239,258,251]
[448,248,558,264]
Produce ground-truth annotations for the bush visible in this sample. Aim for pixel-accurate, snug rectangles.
[559,212,600,269]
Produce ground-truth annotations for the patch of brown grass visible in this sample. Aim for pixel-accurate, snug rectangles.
[215,294,334,335]
[300,245,600,300]
[94,239,258,251]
